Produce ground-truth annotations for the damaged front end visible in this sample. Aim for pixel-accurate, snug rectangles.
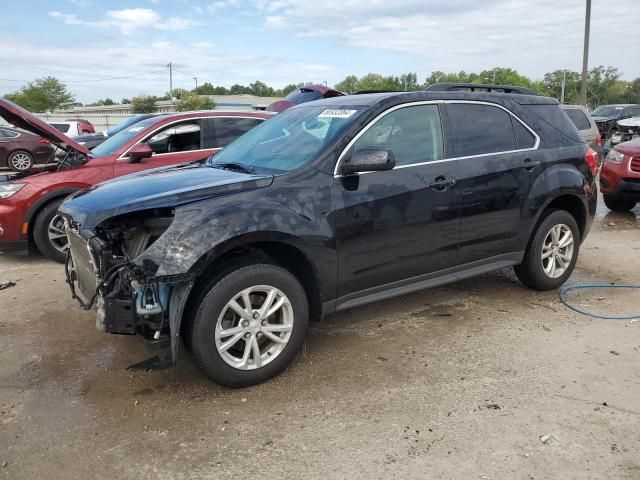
[64,208,193,367]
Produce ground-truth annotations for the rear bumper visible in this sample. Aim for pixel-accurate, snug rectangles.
[0,239,29,255]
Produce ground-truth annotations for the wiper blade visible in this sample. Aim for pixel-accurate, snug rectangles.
[212,162,255,174]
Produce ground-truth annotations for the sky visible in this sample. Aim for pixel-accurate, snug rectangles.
[1,0,639,104]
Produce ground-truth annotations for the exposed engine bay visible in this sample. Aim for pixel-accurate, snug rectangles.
[64,208,192,362]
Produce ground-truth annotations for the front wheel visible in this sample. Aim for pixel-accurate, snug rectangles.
[514,210,580,291]
[191,264,309,388]
[603,194,636,212]
[32,199,69,263]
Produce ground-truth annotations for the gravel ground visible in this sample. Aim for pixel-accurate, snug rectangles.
[1,199,639,480]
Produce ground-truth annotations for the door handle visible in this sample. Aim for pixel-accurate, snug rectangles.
[429,175,457,191]
[524,158,541,171]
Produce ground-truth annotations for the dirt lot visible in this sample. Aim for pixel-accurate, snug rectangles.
[1,199,639,480]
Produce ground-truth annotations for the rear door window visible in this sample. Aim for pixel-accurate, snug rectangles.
[564,108,592,131]
[352,104,444,166]
[447,103,517,156]
[50,123,70,133]
[212,117,264,148]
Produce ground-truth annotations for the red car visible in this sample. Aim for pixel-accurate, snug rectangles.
[0,99,274,262]
[266,84,343,112]
[599,137,640,211]
[0,126,55,172]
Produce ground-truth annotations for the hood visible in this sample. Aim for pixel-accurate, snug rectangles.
[266,100,296,113]
[59,163,274,230]
[592,116,617,123]
[618,116,640,128]
[0,99,91,156]
[615,137,640,157]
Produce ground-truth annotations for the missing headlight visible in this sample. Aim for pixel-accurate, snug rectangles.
[97,208,175,260]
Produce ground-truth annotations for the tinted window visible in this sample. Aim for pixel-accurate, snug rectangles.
[626,106,640,117]
[512,119,536,149]
[145,121,201,154]
[50,123,70,133]
[523,104,583,143]
[448,104,516,156]
[591,105,623,117]
[564,108,591,130]
[352,105,444,166]
[213,117,263,147]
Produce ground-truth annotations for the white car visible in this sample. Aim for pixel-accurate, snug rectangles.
[48,120,95,137]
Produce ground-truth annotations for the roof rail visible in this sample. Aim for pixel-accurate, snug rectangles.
[351,89,400,95]
[425,83,538,95]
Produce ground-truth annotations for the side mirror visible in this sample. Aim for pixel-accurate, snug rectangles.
[128,143,153,163]
[340,148,396,175]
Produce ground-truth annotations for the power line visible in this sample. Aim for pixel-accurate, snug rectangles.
[0,69,167,84]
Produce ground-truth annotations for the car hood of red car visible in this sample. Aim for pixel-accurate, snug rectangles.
[616,137,640,156]
[0,99,91,156]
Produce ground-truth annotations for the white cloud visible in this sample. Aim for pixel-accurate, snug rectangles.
[49,8,201,35]
[192,41,215,48]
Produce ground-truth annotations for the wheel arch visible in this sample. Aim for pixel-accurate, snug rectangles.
[186,233,324,324]
[24,188,82,239]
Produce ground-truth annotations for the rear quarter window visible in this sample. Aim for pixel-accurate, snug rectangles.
[522,104,583,143]
[564,108,592,131]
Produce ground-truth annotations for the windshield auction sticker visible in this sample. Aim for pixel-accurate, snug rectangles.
[318,109,358,118]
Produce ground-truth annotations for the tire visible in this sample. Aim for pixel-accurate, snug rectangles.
[8,151,34,172]
[603,194,636,212]
[32,199,69,263]
[191,264,309,388]
[514,209,580,291]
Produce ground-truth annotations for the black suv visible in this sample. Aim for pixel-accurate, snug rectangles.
[60,89,598,387]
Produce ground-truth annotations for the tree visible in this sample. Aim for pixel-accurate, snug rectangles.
[121,98,131,104]
[335,76,358,94]
[249,80,275,97]
[282,83,303,96]
[175,92,214,111]
[90,98,115,106]
[131,95,158,113]
[587,66,620,107]
[541,70,581,103]
[170,88,189,99]
[4,76,75,112]
[230,84,250,95]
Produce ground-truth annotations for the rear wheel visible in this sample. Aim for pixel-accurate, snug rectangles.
[514,210,580,291]
[33,199,69,263]
[603,194,636,212]
[8,151,34,172]
[191,264,309,388]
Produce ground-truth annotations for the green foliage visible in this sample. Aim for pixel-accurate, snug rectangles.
[335,75,359,94]
[541,70,581,103]
[175,92,215,111]
[90,98,115,106]
[3,76,75,112]
[170,88,190,99]
[121,98,131,104]
[282,83,303,96]
[131,95,158,113]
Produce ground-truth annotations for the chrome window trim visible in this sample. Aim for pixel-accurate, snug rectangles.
[333,99,540,177]
[118,115,266,160]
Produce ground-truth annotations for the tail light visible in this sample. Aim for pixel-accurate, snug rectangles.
[595,134,602,146]
[38,138,49,144]
[585,147,598,175]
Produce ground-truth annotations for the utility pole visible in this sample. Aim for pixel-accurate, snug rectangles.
[561,70,566,104]
[580,0,591,106]
[194,77,198,91]
[492,69,497,83]
[167,62,173,106]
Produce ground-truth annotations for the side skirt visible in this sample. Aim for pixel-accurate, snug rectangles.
[321,251,524,316]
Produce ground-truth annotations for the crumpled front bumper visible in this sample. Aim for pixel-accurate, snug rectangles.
[64,223,194,364]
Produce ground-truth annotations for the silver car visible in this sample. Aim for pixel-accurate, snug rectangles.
[561,104,603,162]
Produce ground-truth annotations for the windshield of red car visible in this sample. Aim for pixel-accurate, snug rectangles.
[90,117,161,157]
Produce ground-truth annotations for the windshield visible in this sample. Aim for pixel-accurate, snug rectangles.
[591,106,623,117]
[208,105,367,173]
[91,117,161,157]
[105,115,147,136]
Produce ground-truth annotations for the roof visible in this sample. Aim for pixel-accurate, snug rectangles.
[298,90,557,109]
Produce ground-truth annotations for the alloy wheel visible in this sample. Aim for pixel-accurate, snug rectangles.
[10,152,32,171]
[215,285,294,370]
[48,214,69,254]
[541,224,574,279]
